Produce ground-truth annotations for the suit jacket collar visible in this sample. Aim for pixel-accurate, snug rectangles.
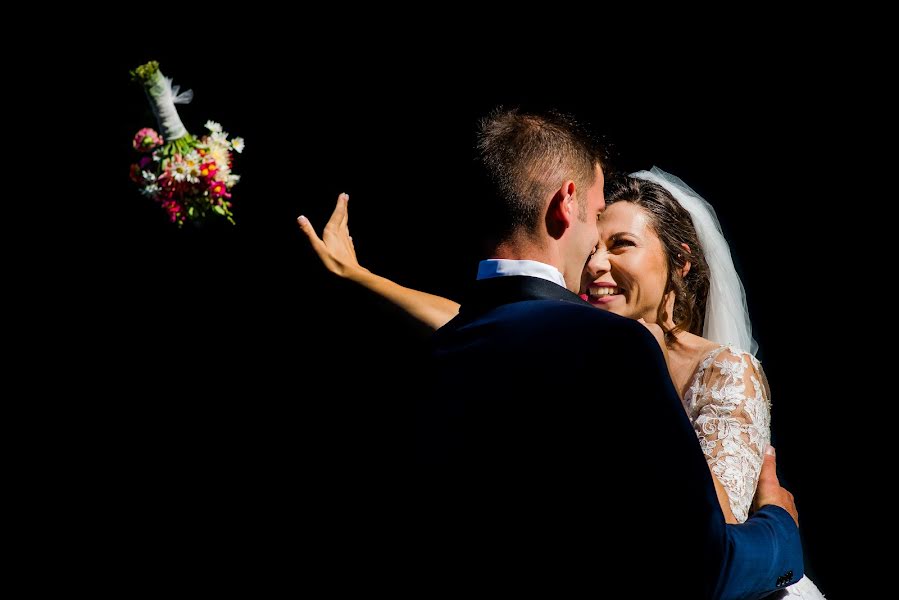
[457,275,589,317]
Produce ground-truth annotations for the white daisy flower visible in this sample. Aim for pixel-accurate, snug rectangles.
[187,164,202,183]
[231,137,245,153]
[205,120,223,133]
[170,161,189,182]
[140,183,161,197]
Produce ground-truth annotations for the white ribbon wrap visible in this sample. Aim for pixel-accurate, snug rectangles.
[144,70,193,141]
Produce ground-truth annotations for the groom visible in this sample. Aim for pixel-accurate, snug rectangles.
[418,108,803,599]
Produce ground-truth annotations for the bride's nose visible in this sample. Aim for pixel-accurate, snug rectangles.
[584,247,611,279]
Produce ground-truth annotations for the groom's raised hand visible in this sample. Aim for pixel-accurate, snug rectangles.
[752,446,799,527]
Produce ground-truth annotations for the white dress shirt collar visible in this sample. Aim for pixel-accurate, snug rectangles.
[476,259,567,289]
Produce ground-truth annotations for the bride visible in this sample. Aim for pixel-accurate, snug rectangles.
[297,167,825,598]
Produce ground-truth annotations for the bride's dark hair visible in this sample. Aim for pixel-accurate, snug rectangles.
[605,176,710,345]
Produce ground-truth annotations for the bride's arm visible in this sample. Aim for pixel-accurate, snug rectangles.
[297,193,460,331]
[693,348,771,524]
[711,467,739,524]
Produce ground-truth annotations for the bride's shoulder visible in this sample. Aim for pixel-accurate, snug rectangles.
[713,344,762,369]
[684,339,768,408]
[690,338,761,379]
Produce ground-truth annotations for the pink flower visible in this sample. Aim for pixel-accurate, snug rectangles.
[161,200,183,223]
[133,128,163,152]
[200,161,218,179]
[208,180,231,199]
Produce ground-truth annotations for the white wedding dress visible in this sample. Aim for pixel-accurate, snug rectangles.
[684,345,826,599]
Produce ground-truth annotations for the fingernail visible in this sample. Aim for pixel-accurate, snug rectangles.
[297,215,309,226]
[344,193,350,201]
[765,445,776,457]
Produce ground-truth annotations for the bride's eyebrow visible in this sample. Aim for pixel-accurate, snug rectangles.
[609,231,639,241]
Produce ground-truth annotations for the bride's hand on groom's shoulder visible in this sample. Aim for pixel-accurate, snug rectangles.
[752,446,800,527]
[297,193,368,279]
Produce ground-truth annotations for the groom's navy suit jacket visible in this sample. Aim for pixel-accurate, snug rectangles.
[418,276,802,599]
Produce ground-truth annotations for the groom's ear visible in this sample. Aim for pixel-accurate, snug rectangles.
[548,180,577,234]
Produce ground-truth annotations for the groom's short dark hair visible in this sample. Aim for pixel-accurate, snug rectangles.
[476,108,603,238]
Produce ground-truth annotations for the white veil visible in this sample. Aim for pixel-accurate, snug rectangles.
[630,167,758,355]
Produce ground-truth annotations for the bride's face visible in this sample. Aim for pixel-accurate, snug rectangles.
[580,201,669,322]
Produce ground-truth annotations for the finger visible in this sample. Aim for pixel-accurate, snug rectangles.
[342,193,350,229]
[758,445,779,485]
[296,215,330,258]
[325,193,349,231]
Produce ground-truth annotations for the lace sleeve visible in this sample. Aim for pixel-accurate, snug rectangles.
[690,347,771,523]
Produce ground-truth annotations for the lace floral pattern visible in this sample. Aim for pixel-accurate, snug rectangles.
[684,345,771,523]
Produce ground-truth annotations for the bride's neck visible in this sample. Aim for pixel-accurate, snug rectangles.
[667,331,721,399]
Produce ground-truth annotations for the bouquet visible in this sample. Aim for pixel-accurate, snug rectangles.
[129,61,244,226]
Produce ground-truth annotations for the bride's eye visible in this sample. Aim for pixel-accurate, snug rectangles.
[611,238,635,249]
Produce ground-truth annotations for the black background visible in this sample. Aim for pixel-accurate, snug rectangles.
[68,38,872,595]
